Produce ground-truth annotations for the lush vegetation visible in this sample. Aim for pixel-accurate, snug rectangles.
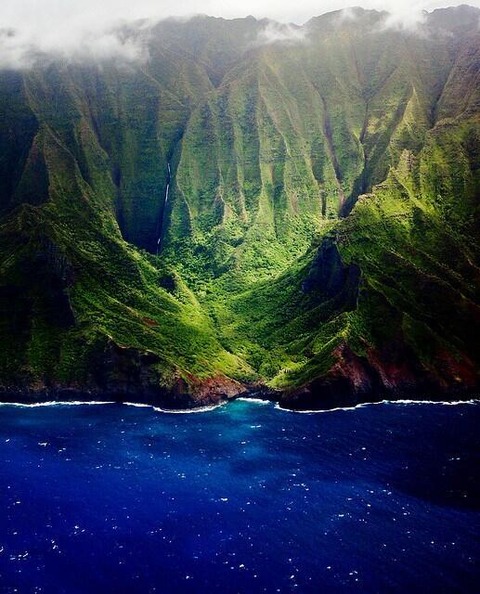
[0,6,479,405]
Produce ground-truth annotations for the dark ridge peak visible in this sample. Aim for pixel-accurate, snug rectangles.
[427,4,480,32]
[150,13,267,33]
[305,7,387,29]
[234,15,259,23]
[160,13,259,25]
[431,4,480,16]
[339,6,382,16]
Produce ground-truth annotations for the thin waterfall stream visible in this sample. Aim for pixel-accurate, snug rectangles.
[156,162,171,255]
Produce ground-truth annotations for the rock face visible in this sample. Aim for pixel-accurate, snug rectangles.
[279,344,478,411]
[0,7,480,408]
[302,237,361,307]
[0,337,247,408]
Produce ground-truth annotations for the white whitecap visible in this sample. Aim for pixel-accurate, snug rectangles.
[0,400,115,408]
[236,397,272,405]
[152,402,227,414]
[275,399,480,414]
[123,402,153,408]
[385,399,480,406]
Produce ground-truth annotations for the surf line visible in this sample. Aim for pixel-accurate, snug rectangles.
[0,401,115,408]
[275,398,480,414]
[156,162,171,255]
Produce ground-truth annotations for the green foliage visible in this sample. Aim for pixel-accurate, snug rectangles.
[0,8,480,397]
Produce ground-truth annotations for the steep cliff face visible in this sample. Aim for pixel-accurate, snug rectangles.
[0,6,479,407]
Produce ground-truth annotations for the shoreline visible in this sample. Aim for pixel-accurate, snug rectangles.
[0,390,478,414]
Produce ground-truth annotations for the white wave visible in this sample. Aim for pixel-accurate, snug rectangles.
[1,397,477,415]
[120,401,227,414]
[385,399,480,406]
[0,400,115,408]
[152,402,227,414]
[3,398,258,412]
[236,397,272,405]
[123,402,153,408]
[0,400,224,413]
[275,399,480,414]
[275,401,380,414]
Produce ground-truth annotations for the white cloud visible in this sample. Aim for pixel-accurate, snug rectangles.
[0,26,147,69]
[379,1,428,29]
[256,22,306,45]
[0,1,478,67]
[383,10,428,31]
[330,3,428,31]
[0,0,158,67]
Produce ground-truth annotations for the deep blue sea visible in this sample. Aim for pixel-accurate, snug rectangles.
[0,398,478,594]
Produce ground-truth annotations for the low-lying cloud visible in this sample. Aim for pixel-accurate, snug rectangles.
[0,26,147,69]
[0,1,158,68]
[0,1,478,68]
[380,2,428,29]
[256,22,306,45]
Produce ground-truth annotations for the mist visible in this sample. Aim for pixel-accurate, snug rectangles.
[256,23,306,45]
[0,0,478,68]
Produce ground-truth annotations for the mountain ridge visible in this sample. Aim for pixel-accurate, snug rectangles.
[0,6,479,409]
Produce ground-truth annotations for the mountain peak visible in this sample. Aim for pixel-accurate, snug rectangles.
[428,4,480,32]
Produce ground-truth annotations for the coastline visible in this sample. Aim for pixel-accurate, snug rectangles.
[0,382,478,413]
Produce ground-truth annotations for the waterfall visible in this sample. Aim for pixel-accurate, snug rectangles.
[156,163,171,255]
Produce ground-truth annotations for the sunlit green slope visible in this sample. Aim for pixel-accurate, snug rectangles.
[0,6,479,406]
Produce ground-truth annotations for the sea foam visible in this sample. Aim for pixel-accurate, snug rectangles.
[152,402,227,414]
[236,397,272,405]
[275,398,480,414]
[0,397,477,414]
[0,400,115,408]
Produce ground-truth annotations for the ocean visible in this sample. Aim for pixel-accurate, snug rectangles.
[0,398,478,593]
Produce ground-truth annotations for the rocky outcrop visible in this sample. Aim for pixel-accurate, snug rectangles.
[279,343,479,411]
[0,340,246,408]
[302,236,361,309]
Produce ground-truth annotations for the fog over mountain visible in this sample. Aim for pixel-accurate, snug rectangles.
[2,0,479,26]
[1,1,479,68]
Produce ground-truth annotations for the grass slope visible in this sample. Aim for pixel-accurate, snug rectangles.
[0,6,479,404]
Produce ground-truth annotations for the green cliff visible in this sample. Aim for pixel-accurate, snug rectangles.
[0,6,479,408]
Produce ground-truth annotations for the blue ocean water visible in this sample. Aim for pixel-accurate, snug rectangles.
[0,399,478,594]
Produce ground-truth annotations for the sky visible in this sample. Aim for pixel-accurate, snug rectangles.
[0,1,479,66]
